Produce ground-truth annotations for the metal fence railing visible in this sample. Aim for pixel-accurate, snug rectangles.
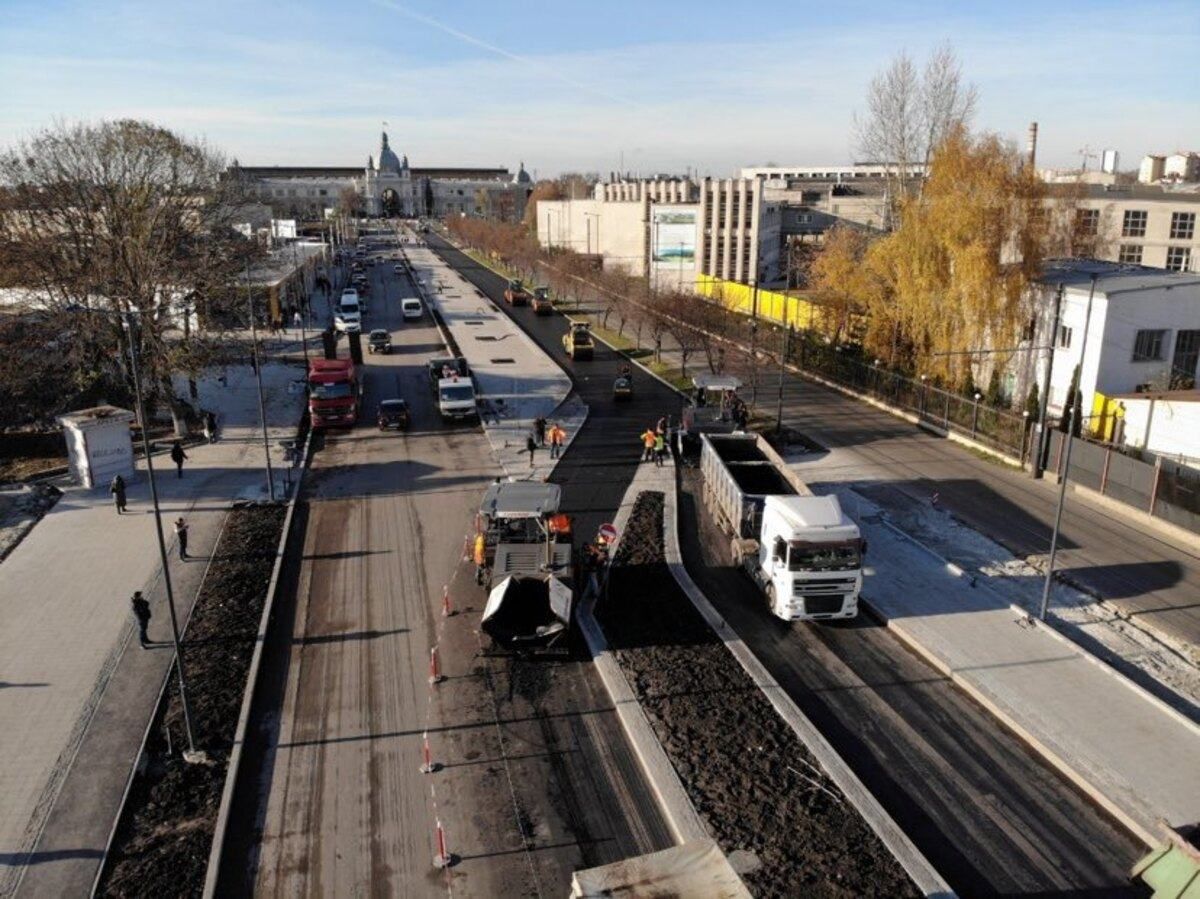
[794,340,1032,459]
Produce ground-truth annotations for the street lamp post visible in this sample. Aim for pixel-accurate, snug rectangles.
[243,260,276,500]
[775,322,791,435]
[122,311,201,758]
[1039,274,1098,620]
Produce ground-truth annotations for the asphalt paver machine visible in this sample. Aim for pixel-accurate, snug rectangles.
[475,482,575,653]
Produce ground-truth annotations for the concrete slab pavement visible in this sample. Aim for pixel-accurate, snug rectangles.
[0,360,305,898]
[834,485,1200,847]
[406,243,586,482]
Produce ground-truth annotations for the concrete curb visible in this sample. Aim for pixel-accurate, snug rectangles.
[576,591,710,845]
[848,491,1197,848]
[662,466,955,898]
[88,512,234,898]
[201,430,312,898]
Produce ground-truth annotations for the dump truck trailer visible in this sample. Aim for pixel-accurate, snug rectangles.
[476,482,575,652]
[700,432,863,621]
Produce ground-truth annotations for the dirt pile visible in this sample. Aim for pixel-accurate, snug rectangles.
[597,491,916,899]
[97,502,285,898]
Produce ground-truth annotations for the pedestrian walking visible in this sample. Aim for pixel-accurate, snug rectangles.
[548,423,566,459]
[654,430,666,467]
[170,440,188,479]
[175,518,189,560]
[203,410,218,444]
[110,474,128,515]
[526,434,537,468]
[640,427,657,462]
[534,416,547,447]
[293,310,303,335]
[131,591,151,647]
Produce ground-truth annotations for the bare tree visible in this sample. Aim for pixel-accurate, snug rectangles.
[855,44,977,206]
[0,120,258,432]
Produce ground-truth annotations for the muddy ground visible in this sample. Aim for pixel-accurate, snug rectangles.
[97,502,286,898]
[596,491,917,899]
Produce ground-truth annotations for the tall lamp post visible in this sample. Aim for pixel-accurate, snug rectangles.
[243,259,276,500]
[121,310,201,759]
[1039,274,1098,620]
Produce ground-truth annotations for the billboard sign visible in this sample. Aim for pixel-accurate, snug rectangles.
[651,207,697,267]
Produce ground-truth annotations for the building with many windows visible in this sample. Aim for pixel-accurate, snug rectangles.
[228,131,533,221]
[1062,183,1200,272]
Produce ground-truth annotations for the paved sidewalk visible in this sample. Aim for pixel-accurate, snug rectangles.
[829,483,1200,847]
[407,244,586,481]
[0,361,305,897]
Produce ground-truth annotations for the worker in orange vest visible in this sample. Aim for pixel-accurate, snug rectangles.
[640,427,657,462]
[548,423,567,459]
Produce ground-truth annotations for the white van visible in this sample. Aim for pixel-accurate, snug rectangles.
[401,297,423,321]
[340,289,366,315]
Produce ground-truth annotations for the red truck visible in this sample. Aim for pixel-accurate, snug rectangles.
[308,358,362,428]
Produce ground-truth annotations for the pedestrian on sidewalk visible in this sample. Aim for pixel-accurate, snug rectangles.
[640,427,657,462]
[654,430,666,467]
[526,434,537,468]
[293,309,303,335]
[110,474,128,515]
[131,591,151,647]
[170,441,188,479]
[203,410,218,444]
[548,423,566,459]
[534,416,547,446]
[175,518,189,560]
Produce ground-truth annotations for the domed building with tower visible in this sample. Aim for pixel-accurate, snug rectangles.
[231,130,533,222]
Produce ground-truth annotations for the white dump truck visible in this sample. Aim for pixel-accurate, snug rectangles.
[476,482,575,653]
[699,432,864,621]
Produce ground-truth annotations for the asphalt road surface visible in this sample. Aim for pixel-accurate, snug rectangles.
[219,240,670,898]
[428,232,1148,897]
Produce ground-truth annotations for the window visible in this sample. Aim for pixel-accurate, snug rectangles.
[1119,244,1143,264]
[319,189,327,196]
[1122,209,1148,237]
[1132,329,1167,362]
[1057,325,1073,349]
[1075,208,1100,236]
[1166,246,1191,272]
[1170,212,1195,240]
[1172,330,1200,388]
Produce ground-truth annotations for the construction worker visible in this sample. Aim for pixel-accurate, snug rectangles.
[548,422,566,459]
[654,430,666,467]
[640,427,657,462]
[473,532,487,584]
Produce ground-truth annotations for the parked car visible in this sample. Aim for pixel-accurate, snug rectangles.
[377,398,410,430]
[368,328,392,354]
[401,297,423,320]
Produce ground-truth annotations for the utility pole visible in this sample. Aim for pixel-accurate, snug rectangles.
[1039,274,1097,620]
[243,259,276,500]
[123,311,201,759]
[1033,283,1065,479]
[776,319,791,434]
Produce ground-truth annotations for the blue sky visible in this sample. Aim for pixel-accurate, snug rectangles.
[1,0,1196,176]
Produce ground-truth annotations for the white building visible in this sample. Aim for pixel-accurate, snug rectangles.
[1110,390,1200,465]
[1013,260,1200,422]
[536,175,782,291]
[1138,151,1200,184]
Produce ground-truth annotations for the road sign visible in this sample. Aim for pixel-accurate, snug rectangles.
[598,523,618,544]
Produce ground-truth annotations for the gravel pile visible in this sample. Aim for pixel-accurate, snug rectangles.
[97,502,286,898]
[597,491,917,899]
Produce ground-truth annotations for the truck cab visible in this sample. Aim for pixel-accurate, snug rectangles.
[307,358,361,428]
[754,496,863,620]
[437,375,478,421]
[562,320,594,360]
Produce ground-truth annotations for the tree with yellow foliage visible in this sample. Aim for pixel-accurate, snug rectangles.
[812,126,1049,383]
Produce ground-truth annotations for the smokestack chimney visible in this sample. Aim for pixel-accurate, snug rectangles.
[1027,122,1039,167]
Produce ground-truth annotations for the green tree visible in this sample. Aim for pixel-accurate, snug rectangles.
[1058,365,1083,436]
[1024,382,1040,423]
[985,368,1004,407]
